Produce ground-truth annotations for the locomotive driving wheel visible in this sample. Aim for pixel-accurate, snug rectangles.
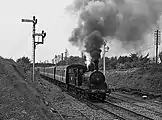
[100,93,106,101]
[85,92,92,100]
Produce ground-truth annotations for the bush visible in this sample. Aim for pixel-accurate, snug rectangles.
[16,57,31,72]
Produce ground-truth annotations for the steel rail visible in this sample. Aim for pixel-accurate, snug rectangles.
[109,93,162,119]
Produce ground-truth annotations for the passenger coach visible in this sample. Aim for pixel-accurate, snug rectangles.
[39,64,87,90]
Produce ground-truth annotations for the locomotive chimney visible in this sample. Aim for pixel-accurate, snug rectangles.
[91,49,101,71]
[93,59,99,71]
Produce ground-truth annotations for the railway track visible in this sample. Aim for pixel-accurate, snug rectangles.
[50,104,91,120]
[69,91,156,120]
[112,91,162,105]
[110,92,162,114]
[41,75,122,119]
[49,106,66,120]
[68,92,126,120]
[104,93,162,120]
[52,98,93,120]
[101,100,158,120]
[111,93,162,118]
[40,75,161,120]
[116,91,162,104]
[77,95,156,120]
[70,103,95,120]
[85,100,127,120]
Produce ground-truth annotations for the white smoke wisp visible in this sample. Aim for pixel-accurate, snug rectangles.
[84,52,91,67]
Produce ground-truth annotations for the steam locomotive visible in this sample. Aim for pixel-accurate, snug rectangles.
[38,61,110,101]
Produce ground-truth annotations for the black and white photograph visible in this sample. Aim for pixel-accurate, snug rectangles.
[0,0,162,119]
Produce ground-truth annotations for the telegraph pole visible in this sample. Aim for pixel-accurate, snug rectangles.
[65,49,69,65]
[103,42,106,75]
[22,16,46,82]
[154,29,161,64]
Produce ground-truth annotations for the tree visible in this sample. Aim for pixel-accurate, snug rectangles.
[16,56,31,72]
[56,55,86,66]
[68,56,84,65]
[16,56,31,64]
[129,53,139,62]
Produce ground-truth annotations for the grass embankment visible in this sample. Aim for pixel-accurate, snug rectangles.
[0,56,56,119]
[105,64,162,94]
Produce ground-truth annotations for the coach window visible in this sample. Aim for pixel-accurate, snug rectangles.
[58,70,61,76]
[79,69,83,74]
[56,69,59,75]
[71,68,73,73]
[68,68,71,74]
[50,68,52,73]
[58,70,60,75]
[60,70,62,76]
[59,69,60,76]
[58,69,59,75]
[56,69,57,75]
[56,70,58,75]
[61,69,63,76]
[69,68,73,74]
[62,70,65,77]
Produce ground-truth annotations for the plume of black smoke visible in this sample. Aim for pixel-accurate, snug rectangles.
[67,0,162,62]
[85,30,103,60]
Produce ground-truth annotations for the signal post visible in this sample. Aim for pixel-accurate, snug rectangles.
[22,16,46,82]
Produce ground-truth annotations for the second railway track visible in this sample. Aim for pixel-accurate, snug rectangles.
[103,93,162,120]
[100,100,160,120]
[110,92,162,114]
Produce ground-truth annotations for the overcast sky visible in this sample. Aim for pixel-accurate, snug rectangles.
[1,0,162,63]
[0,0,80,62]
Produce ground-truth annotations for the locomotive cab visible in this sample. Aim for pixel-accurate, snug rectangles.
[67,64,87,87]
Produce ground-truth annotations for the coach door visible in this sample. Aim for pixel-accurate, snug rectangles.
[74,68,79,85]
[67,68,77,85]
[53,67,56,80]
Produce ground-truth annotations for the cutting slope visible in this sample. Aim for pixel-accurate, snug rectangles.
[105,64,162,93]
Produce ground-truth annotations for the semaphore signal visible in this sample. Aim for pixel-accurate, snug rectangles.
[21,16,46,82]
